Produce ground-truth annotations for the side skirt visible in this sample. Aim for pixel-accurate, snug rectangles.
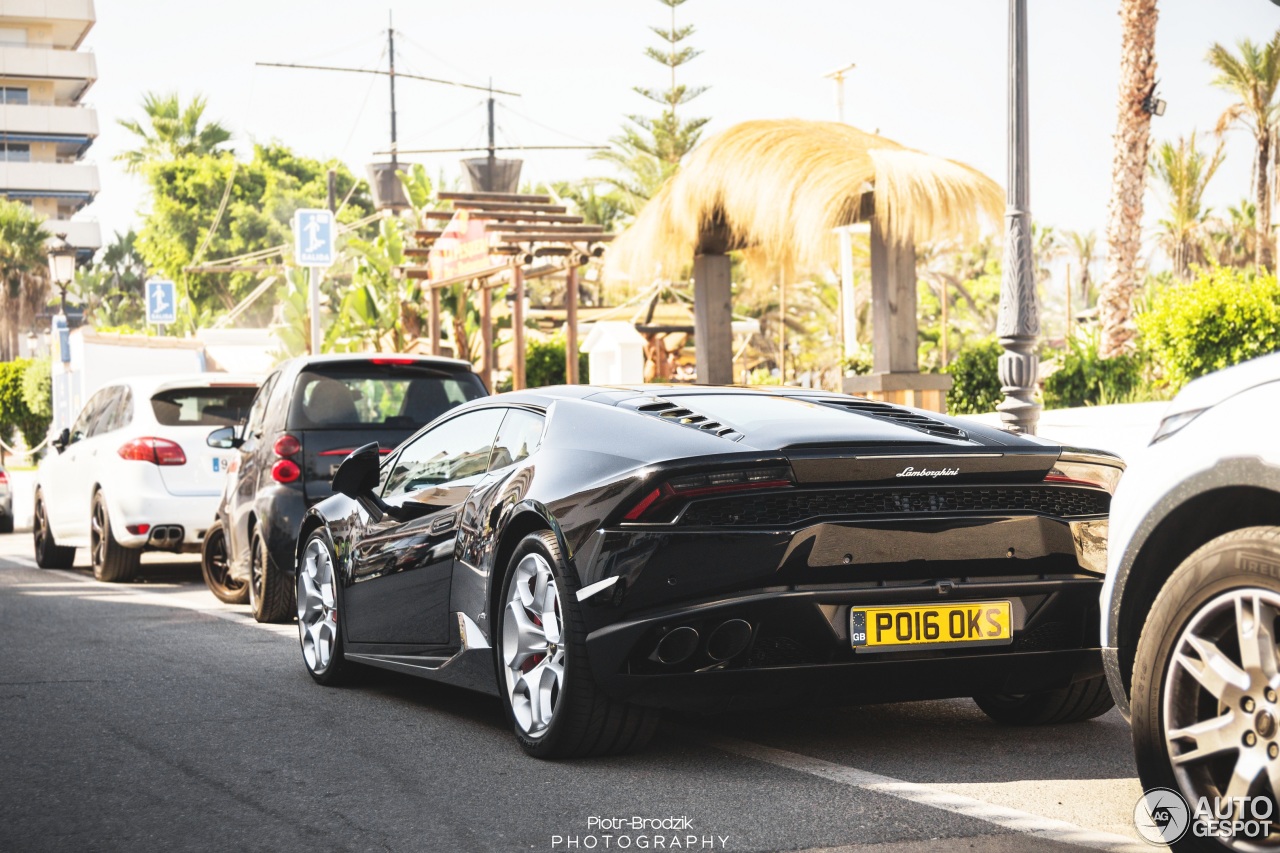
[344,613,499,697]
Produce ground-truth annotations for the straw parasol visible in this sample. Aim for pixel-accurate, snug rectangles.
[606,119,1003,283]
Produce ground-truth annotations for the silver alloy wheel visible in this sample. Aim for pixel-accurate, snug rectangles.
[502,552,565,739]
[297,538,338,673]
[1164,587,1280,843]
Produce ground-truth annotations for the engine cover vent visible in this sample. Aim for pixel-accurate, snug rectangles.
[622,397,744,441]
[814,397,968,441]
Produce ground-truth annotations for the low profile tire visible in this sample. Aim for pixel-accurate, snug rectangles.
[249,526,293,624]
[200,520,248,605]
[90,491,140,583]
[1131,527,1280,852]
[496,530,659,759]
[973,675,1114,725]
[296,528,351,685]
[32,493,74,569]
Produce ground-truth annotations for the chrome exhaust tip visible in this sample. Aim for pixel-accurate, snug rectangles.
[706,619,753,662]
[653,626,700,665]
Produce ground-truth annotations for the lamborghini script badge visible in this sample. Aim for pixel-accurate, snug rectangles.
[896,466,960,478]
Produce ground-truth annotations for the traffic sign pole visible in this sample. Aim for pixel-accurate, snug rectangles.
[293,208,336,355]
[309,268,321,355]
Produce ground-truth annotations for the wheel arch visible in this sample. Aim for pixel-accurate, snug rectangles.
[1115,484,1280,702]
[485,506,563,634]
[295,511,327,571]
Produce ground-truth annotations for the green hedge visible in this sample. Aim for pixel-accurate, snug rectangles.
[0,358,50,449]
[1043,333,1144,409]
[945,338,1004,415]
[524,335,590,389]
[1139,267,1280,390]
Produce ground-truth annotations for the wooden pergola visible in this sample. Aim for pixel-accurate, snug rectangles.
[400,190,613,390]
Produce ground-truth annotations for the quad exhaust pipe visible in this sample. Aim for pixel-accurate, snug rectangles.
[148,525,184,549]
[652,619,754,666]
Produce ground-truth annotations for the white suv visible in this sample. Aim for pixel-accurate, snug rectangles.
[1102,352,1280,837]
[33,374,260,581]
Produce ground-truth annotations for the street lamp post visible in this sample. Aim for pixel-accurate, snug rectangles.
[46,235,76,317]
[996,0,1041,434]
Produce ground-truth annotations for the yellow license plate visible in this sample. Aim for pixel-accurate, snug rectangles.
[851,601,1012,652]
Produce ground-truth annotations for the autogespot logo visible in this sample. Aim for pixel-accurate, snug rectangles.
[1134,788,1189,845]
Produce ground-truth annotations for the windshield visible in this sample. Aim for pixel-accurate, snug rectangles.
[287,364,486,430]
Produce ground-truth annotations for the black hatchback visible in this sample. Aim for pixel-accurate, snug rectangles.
[208,354,486,622]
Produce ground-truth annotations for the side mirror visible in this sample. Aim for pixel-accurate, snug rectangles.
[52,428,70,454]
[332,442,382,499]
[206,426,243,450]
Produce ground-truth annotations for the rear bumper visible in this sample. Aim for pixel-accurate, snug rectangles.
[583,579,1106,712]
[108,490,219,549]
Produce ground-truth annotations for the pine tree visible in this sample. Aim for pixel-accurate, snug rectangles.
[597,0,708,213]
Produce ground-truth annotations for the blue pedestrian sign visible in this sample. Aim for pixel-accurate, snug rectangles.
[146,279,177,325]
[294,208,336,267]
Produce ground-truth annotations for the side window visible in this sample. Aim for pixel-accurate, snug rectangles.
[86,388,120,438]
[70,390,108,443]
[89,387,133,437]
[488,410,545,472]
[244,372,279,438]
[381,409,506,499]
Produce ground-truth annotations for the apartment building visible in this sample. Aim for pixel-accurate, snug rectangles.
[0,0,99,253]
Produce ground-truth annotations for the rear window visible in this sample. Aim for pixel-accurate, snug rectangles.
[150,386,258,427]
[288,364,486,430]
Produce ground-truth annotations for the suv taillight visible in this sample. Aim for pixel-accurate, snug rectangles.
[118,437,187,466]
[623,466,793,522]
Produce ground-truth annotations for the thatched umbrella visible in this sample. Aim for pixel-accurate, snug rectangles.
[605,119,1003,395]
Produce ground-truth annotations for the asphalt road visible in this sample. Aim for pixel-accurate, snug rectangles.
[0,533,1151,853]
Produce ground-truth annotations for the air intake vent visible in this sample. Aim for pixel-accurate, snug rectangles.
[816,398,968,441]
[623,398,743,441]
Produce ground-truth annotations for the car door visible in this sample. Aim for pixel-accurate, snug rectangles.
[228,371,280,573]
[343,407,506,646]
[43,388,111,536]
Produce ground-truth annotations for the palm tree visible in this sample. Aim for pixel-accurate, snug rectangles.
[1063,229,1100,312]
[1205,199,1258,267]
[0,201,51,360]
[116,92,232,173]
[1149,132,1226,277]
[1099,0,1159,358]
[1206,32,1280,270]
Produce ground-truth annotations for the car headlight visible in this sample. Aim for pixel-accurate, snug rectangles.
[1150,408,1206,444]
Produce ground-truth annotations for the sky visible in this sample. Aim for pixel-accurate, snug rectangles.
[81,1,1279,257]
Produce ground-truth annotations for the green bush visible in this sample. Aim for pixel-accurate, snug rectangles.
[1043,333,1144,409]
[21,358,51,421]
[0,358,50,449]
[1138,267,1280,390]
[524,335,589,389]
[945,338,1004,415]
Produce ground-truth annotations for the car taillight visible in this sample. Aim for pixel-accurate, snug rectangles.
[118,437,187,466]
[370,357,416,365]
[623,466,793,522]
[1044,455,1125,494]
[273,434,301,457]
[0,469,8,484]
[272,459,301,483]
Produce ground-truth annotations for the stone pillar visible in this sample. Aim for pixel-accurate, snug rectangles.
[996,0,1041,433]
[693,252,733,385]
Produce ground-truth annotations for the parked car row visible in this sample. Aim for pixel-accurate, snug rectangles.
[28,347,1280,833]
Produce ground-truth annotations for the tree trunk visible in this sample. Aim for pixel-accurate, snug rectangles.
[1258,130,1273,271]
[1098,0,1158,358]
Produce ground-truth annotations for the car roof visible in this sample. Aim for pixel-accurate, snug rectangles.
[109,374,264,395]
[290,353,475,372]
